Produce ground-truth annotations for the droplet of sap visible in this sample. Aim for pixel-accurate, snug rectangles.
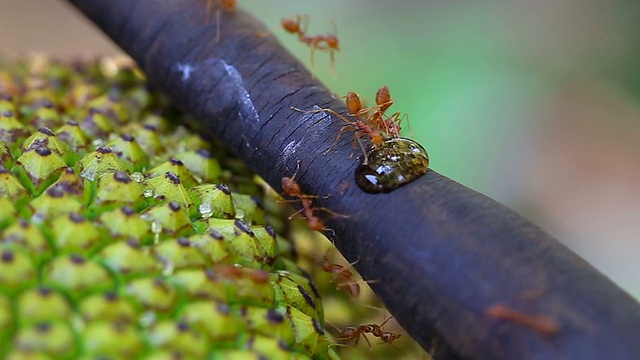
[143,188,154,198]
[161,261,174,276]
[198,202,213,218]
[355,138,429,193]
[150,220,162,234]
[131,171,144,182]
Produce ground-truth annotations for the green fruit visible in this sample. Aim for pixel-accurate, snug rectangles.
[0,56,339,360]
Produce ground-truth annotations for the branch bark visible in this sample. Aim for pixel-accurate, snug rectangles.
[65,1,640,359]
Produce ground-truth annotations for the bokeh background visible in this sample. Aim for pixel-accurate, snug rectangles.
[2,0,639,304]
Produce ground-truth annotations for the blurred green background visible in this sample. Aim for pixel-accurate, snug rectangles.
[2,0,639,303]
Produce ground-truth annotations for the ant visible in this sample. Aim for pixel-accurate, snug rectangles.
[292,86,409,159]
[373,85,410,138]
[281,14,340,71]
[335,316,402,349]
[348,86,407,138]
[486,304,560,335]
[320,250,378,299]
[206,0,237,43]
[280,161,347,233]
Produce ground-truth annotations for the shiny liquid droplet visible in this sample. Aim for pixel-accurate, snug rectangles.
[131,172,144,182]
[198,202,213,219]
[355,138,429,193]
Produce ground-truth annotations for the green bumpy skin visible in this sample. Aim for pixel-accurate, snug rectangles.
[0,56,339,360]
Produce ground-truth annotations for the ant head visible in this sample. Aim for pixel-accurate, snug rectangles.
[325,35,340,51]
[281,18,300,34]
[381,332,402,344]
[220,0,236,11]
[281,177,301,196]
[386,122,401,137]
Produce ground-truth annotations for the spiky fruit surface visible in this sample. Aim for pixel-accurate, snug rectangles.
[0,56,338,360]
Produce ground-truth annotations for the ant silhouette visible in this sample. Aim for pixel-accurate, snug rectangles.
[280,161,347,233]
[281,14,340,71]
[334,316,402,349]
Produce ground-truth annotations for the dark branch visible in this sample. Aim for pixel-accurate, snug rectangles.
[65,1,640,359]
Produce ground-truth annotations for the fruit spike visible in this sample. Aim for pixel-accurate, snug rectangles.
[0,57,339,360]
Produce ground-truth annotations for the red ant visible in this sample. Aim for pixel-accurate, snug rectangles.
[335,316,402,349]
[280,161,347,233]
[206,0,237,43]
[347,86,407,138]
[281,14,340,70]
[292,86,410,159]
[373,85,409,138]
[486,304,560,335]
[320,250,378,299]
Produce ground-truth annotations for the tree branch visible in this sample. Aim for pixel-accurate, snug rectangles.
[65,0,640,359]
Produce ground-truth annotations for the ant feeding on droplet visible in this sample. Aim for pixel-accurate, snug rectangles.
[281,14,340,71]
[279,161,348,234]
[291,86,409,161]
[332,315,402,349]
[486,304,561,336]
[372,85,410,138]
[206,0,237,43]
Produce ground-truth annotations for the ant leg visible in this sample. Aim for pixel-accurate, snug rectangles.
[329,49,337,75]
[290,160,302,181]
[322,227,337,238]
[322,124,353,155]
[300,14,310,38]
[277,198,302,204]
[354,303,388,313]
[361,332,372,350]
[378,315,394,329]
[291,106,355,127]
[287,207,305,219]
[215,8,222,43]
[315,206,349,219]
[356,136,369,164]
[205,0,213,23]
[324,125,356,155]
[276,194,317,204]
[324,319,342,333]
[309,46,316,69]
[404,112,413,138]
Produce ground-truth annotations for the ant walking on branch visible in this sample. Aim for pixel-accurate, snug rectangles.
[292,85,408,160]
[334,316,402,349]
[281,14,340,71]
[320,249,378,299]
[280,161,347,233]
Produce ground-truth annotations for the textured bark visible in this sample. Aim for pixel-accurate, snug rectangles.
[66,1,640,359]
